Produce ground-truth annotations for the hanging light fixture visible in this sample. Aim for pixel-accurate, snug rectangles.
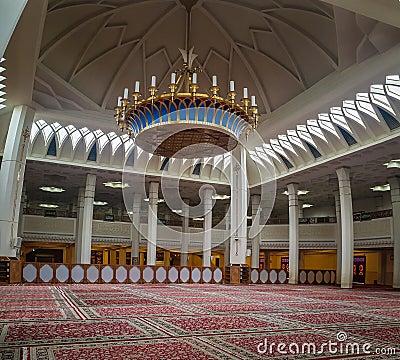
[114,4,259,159]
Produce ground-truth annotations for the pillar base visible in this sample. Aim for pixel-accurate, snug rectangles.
[341,283,353,289]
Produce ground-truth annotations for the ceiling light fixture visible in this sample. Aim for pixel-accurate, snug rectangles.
[143,198,165,203]
[94,201,108,206]
[370,184,390,192]
[172,209,183,214]
[103,181,129,189]
[39,204,59,208]
[212,194,230,200]
[40,186,65,193]
[384,159,400,168]
[193,217,204,221]
[282,190,309,196]
[302,203,313,208]
[114,6,259,159]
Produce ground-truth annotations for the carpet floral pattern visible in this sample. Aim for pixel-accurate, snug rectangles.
[0,284,399,359]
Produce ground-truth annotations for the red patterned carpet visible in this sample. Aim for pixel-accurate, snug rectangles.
[0,284,399,359]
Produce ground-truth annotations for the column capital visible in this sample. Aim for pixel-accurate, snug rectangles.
[336,167,351,181]
[287,183,299,195]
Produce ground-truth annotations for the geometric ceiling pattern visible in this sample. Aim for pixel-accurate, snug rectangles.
[36,0,400,114]
[250,74,400,175]
[30,119,135,155]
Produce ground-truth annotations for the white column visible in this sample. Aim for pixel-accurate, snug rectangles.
[77,174,96,264]
[287,183,299,284]
[334,190,342,285]
[147,182,159,265]
[336,167,354,289]
[203,187,213,267]
[388,176,400,288]
[224,204,231,267]
[17,185,26,237]
[130,193,142,265]
[230,145,248,265]
[251,194,261,269]
[74,187,84,263]
[0,105,34,257]
[180,199,190,266]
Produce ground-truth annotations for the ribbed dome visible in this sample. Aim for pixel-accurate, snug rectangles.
[34,0,400,115]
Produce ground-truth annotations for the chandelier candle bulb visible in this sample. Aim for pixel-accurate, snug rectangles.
[117,96,122,107]
[124,88,129,99]
[151,76,156,87]
[243,87,248,99]
[171,72,176,84]
[230,81,235,92]
[192,72,197,84]
[134,81,140,93]
[212,75,217,86]
[251,95,256,107]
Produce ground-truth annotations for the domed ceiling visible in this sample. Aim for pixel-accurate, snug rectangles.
[34,0,400,115]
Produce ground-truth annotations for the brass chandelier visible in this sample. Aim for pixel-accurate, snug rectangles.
[114,5,259,159]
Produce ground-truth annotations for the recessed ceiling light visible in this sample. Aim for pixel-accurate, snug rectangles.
[302,203,313,208]
[193,217,204,221]
[384,159,400,168]
[94,201,108,206]
[370,184,390,192]
[103,181,129,189]
[40,186,65,193]
[282,190,309,196]
[212,194,230,200]
[144,198,165,203]
[39,203,59,208]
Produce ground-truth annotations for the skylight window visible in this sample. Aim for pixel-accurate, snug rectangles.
[337,126,357,146]
[87,143,97,161]
[278,154,294,169]
[377,107,400,130]
[46,137,57,156]
[305,142,322,159]
[160,157,169,171]
[192,162,201,175]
